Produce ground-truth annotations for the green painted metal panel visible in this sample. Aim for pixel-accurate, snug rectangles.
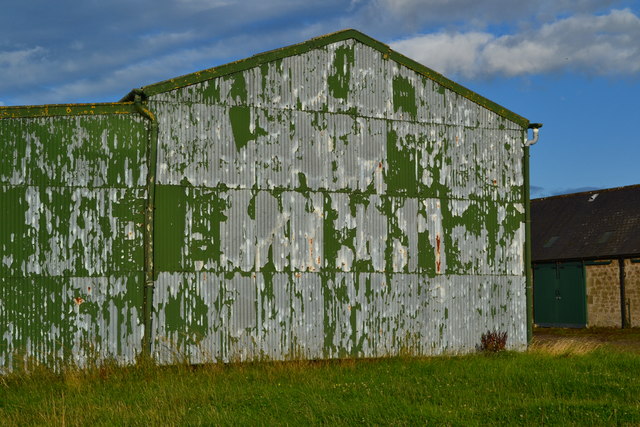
[0,114,148,188]
[0,112,148,371]
[154,185,228,273]
[0,275,144,370]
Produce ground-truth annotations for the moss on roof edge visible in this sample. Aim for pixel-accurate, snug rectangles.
[0,102,137,119]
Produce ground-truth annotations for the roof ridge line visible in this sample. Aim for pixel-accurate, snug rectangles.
[122,29,528,127]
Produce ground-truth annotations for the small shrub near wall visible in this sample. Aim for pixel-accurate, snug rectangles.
[478,330,508,353]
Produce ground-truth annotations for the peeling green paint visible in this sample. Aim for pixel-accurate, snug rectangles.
[229,106,268,152]
[385,127,417,195]
[327,45,355,101]
[201,79,222,104]
[228,72,248,104]
[417,202,436,277]
[392,76,417,120]
[229,106,253,151]
[323,193,341,271]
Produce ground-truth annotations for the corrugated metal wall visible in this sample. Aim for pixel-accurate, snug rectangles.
[149,39,527,363]
[0,36,527,370]
[0,112,148,370]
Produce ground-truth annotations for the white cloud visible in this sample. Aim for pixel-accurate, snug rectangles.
[0,0,636,105]
[0,46,46,67]
[175,0,236,10]
[358,0,624,33]
[0,47,55,93]
[139,31,199,50]
[390,8,640,78]
[391,32,493,77]
[0,0,347,105]
[10,26,327,105]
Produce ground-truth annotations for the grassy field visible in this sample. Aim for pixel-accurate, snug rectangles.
[1,334,639,425]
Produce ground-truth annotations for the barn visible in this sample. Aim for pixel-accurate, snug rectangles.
[532,185,640,328]
[1,29,536,370]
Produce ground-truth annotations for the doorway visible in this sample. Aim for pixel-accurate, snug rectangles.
[534,262,586,327]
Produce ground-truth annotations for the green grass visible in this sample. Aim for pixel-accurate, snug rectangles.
[1,346,639,426]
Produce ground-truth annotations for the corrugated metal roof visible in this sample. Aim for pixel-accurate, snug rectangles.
[531,184,640,261]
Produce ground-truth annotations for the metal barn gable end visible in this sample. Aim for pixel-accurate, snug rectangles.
[1,29,533,371]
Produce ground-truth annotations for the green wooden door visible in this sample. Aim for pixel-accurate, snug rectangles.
[557,263,586,326]
[534,262,586,328]
[533,263,558,325]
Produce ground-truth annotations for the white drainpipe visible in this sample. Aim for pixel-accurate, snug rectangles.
[525,123,543,146]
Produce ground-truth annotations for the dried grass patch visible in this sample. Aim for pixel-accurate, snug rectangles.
[529,337,602,355]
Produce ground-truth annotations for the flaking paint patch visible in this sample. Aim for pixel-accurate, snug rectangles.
[0,115,147,188]
[13,186,145,277]
[0,112,148,371]
[0,275,144,371]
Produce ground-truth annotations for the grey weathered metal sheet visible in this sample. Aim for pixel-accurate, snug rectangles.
[149,38,527,362]
[151,271,525,363]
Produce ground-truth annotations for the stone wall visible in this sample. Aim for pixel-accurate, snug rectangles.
[625,259,640,328]
[585,259,640,328]
[586,261,620,327]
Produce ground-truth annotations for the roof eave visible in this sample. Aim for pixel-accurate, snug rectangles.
[533,252,640,263]
[0,102,137,119]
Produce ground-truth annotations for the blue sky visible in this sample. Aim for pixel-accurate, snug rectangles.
[1,0,638,197]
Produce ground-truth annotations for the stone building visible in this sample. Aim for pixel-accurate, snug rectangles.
[532,185,640,328]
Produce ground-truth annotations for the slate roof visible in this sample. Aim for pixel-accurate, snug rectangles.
[531,184,640,262]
